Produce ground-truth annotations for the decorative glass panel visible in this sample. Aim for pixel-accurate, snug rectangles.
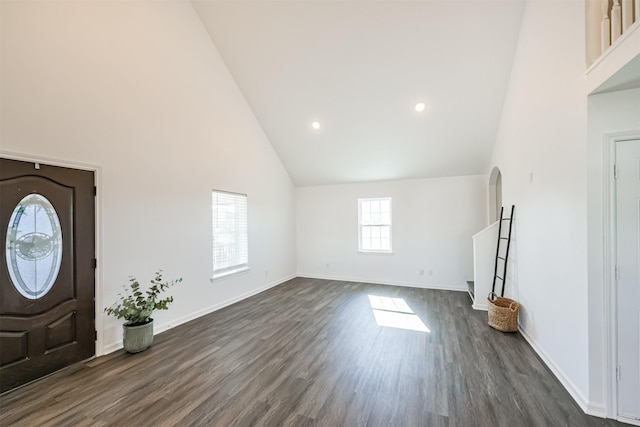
[5,194,63,299]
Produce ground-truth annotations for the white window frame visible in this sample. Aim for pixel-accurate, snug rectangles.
[212,190,249,280]
[358,197,392,253]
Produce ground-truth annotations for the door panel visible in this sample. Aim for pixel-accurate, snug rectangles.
[616,140,640,420]
[0,159,95,393]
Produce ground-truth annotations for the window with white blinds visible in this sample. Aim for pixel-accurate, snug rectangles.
[212,190,248,279]
[358,198,392,252]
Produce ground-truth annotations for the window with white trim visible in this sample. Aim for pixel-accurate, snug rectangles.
[358,197,392,252]
[212,190,248,279]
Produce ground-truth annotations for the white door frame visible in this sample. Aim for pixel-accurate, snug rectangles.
[0,150,104,357]
[604,131,640,424]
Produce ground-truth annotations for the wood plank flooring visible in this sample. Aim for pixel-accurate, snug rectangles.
[0,278,627,426]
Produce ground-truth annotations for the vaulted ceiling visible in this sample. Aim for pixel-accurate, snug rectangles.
[192,1,525,186]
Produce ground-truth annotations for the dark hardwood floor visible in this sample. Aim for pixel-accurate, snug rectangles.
[0,277,627,426]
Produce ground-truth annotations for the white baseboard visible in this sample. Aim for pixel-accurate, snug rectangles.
[586,402,607,418]
[297,273,467,292]
[101,274,296,355]
[472,303,488,311]
[616,416,640,426]
[154,274,296,333]
[518,326,590,413]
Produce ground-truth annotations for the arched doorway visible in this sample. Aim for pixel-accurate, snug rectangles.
[488,167,502,223]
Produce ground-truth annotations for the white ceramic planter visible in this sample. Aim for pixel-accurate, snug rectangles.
[123,319,154,353]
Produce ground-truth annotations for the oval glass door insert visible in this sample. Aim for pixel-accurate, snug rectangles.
[5,194,63,299]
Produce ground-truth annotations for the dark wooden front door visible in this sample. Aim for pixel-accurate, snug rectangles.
[0,159,95,393]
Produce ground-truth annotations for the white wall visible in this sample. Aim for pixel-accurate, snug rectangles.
[296,175,487,290]
[489,0,590,410]
[0,0,297,354]
[587,88,640,415]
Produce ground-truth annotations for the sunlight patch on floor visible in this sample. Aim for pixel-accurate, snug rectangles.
[368,295,413,313]
[368,295,430,332]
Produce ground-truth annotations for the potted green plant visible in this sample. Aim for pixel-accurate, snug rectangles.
[105,270,182,353]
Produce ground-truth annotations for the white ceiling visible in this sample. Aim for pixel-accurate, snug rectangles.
[192,0,525,186]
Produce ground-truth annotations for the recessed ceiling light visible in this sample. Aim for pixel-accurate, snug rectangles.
[311,121,320,130]
[415,102,426,112]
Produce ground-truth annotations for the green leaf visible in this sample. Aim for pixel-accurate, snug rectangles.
[104,271,181,323]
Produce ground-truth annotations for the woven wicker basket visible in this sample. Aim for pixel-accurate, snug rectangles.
[487,292,520,332]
